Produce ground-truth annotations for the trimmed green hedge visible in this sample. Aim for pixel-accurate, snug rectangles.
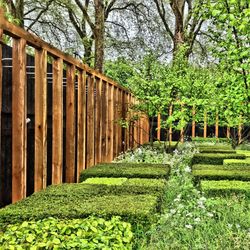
[236,150,250,158]
[201,180,250,196]
[192,164,250,171]
[192,153,246,165]
[224,159,250,168]
[83,177,128,185]
[79,163,170,181]
[192,137,230,143]
[0,217,133,249]
[0,193,158,228]
[198,148,236,154]
[193,169,250,181]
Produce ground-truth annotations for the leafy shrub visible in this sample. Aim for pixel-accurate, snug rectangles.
[198,148,236,154]
[79,163,170,181]
[201,180,250,196]
[0,216,133,249]
[192,153,246,165]
[193,169,250,181]
[192,137,231,143]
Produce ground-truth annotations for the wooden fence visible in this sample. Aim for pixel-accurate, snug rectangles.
[0,9,149,207]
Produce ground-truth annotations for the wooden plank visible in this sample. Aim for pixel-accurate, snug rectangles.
[65,64,76,182]
[113,86,119,157]
[204,111,207,138]
[192,105,196,138]
[52,58,63,184]
[101,81,108,162]
[227,127,230,139]
[107,84,114,161]
[121,90,126,151]
[77,70,86,180]
[215,113,219,138]
[94,78,102,164]
[12,38,27,203]
[86,75,95,167]
[34,48,47,192]
[125,93,130,150]
[117,89,122,153]
[157,113,161,141]
[0,15,130,93]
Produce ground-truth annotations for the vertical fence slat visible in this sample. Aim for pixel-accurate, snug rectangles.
[101,81,107,162]
[52,58,63,184]
[86,75,95,167]
[65,64,76,182]
[95,78,102,164]
[12,38,27,203]
[77,70,86,178]
[157,113,161,141]
[227,127,230,139]
[117,89,122,153]
[34,49,47,192]
[113,86,118,157]
[107,84,114,161]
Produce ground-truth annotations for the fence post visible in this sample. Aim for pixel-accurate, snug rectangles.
[192,105,195,138]
[157,113,161,141]
[34,49,47,192]
[86,75,95,168]
[12,38,27,203]
[77,70,86,180]
[215,112,219,139]
[65,64,76,182]
[52,58,63,184]
[227,127,230,139]
[108,84,114,161]
[204,111,207,138]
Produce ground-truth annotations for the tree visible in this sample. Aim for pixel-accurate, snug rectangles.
[152,0,207,58]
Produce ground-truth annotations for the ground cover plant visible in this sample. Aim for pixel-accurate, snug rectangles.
[119,143,250,249]
[0,216,133,249]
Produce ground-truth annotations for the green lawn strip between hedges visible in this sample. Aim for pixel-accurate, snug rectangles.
[0,194,158,228]
[192,153,246,165]
[193,169,250,181]
[201,180,250,195]
[0,217,133,249]
[79,163,170,181]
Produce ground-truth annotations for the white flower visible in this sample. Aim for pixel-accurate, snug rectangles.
[184,166,191,173]
[207,212,214,217]
[186,213,193,217]
[194,217,201,223]
[228,224,232,229]
[170,209,176,214]
[199,197,207,202]
[185,224,193,229]
[236,224,241,229]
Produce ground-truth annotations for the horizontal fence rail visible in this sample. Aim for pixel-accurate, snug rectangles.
[0,9,149,207]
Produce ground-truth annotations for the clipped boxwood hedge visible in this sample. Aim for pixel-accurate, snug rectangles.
[200,180,250,196]
[79,163,170,181]
[192,137,231,143]
[198,148,236,154]
[192,153,246,165]
[0,193,158,228]
[236,150,250,158]
[223,159,250,168]
[192,164,250,171]
[193,169,250,181]
[0,217,133,249]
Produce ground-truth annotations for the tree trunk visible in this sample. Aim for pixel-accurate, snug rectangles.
[170,0,185,55]
[94,0,105,73]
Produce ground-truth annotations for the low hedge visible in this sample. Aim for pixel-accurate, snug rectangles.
[192,164,250,171]
[193,169,250,181]
[0,216,133,249]
[224,159,250,168]
[200,180,250,196]
[236,150,250,158]
[192,153,246,165]
[192,137,231,143]
[79,163,170,181]
[0,193,158,228]
[198,148,236,154]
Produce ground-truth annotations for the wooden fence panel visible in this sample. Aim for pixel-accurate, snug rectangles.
[52,58,63,184]
[34,49,47,192]
[101,81,107,162]
[86,76,95,168]
[77,70,86,180]
[107,84,114,162]
[12,38,27,203]
[65,64,76,182]
[113,86,118,158]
